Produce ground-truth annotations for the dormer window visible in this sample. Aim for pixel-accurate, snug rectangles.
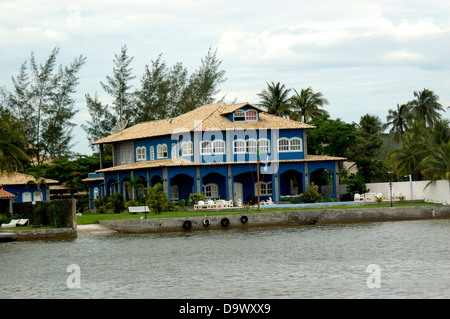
[245,110,257,121]
[234,110,246,121]
[233,109,258,122]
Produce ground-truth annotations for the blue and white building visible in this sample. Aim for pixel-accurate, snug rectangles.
[83,103,345,210]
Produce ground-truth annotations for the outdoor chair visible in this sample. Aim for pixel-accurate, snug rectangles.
[17,219,29,226]
[1,219,20,228]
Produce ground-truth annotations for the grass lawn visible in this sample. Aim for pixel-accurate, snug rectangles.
[76,201,440,225]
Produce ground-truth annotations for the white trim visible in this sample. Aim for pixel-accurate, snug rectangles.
[136,146,147,161]
[170,185,179,200]
[150,146,155,160]
[213,140,226,154]
[233,139,246,154]
[258,138,270,153]
[255,181,273,196]
[203,183,218,198]
[245,109,258,122]
[157,144,168,159]
[278,138,290,152]
[233,109,246,121]
[278,137,302,152]
[200,140,212,155]
[246,139,257,153]
[181,141,193,156]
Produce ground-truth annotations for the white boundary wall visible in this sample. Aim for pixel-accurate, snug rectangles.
[364,180,450,204]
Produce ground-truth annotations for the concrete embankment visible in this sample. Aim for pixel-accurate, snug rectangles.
[99,205,450,234]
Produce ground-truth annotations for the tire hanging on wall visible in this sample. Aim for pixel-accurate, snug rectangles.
[202,218,210,227]
[220,217,230,228]
[240,215,248,224]
[182,220,192,230]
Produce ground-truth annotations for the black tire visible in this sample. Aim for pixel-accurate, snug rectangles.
[182,220,192,230]
[202,218,210,227]
[240,215,248,224]
[220,217,230,228]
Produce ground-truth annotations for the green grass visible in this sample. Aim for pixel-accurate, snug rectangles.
[76,201,440,225]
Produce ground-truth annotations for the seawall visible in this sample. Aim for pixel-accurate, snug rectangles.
[100,205,450,234]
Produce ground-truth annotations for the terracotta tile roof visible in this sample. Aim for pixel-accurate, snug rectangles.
[92,102,315,145]
[0,172,59,186]
[95,155,345,173]
[0,187,16,199]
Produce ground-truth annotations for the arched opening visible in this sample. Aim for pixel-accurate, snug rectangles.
[280,169,303,197]
[310,168,334,197]
[202,172,226,199]
[170,174,194,201]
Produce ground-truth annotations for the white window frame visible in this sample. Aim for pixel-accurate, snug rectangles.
[245,110,258,121]
[171,143,177,159]
[181,141,193,156]
[203,183,218,198]
[127,149,132,163]
[213,140,225,154]
[290,137,302,151]
[278,138,290,152]
[136,146,147,161]
[258,138,270,153]
[233,139,246,154]
[170,185,179,200]
[246,139,257,153]
[233,110,246,121]
[120,150,125,164]
[255,181,273,196]
[150,146,155,160]
[201,141,212,155]
[157,144,168,159]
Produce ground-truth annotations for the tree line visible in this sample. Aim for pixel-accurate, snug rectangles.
[0,47,448,191]
[256,81,448,187]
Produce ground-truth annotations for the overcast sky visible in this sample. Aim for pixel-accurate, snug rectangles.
[0,0,449,155]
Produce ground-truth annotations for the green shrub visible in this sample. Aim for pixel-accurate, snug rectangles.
[299,184,322,203]
[189,193,206,204]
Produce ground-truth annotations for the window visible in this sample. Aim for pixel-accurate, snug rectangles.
[120,150,125,164]
[157,144,168,158]
[246,139,257,153]
[94,188,99,200]
[290,138,302,151]
[201,141,212,154]
[234,110,245,121]
[278,138,290,152]
[255,182,273,196]
[136,147,147,161]
[127,149,132,163]
[171,143,177,159]
[245,110,257,121]
[234,139,246,153]
[203,184,218,198]
[150,146,155,160]
[213,140,225,154]
[181,141,193,156]
[170,185,179,200]
[259,139,270,153]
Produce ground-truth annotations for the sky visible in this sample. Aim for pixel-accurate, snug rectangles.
[0,0,449,156]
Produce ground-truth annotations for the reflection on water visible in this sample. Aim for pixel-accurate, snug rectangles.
[1,219,449,298]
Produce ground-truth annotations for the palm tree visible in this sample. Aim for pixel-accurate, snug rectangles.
[359,114,383,135]
[387,132,424,180]
[256,82,291,117]
[408,89,444,127]
[385,103,410,142]
[289,87,329,123]
[0,114,28,174]
[419,141,450,187]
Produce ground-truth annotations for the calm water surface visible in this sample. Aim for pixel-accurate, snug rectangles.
[1,219,449,299]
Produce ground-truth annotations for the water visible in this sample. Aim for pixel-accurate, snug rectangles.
[1,219,449,299]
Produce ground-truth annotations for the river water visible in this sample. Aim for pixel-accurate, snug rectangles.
[1,219,449,299]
